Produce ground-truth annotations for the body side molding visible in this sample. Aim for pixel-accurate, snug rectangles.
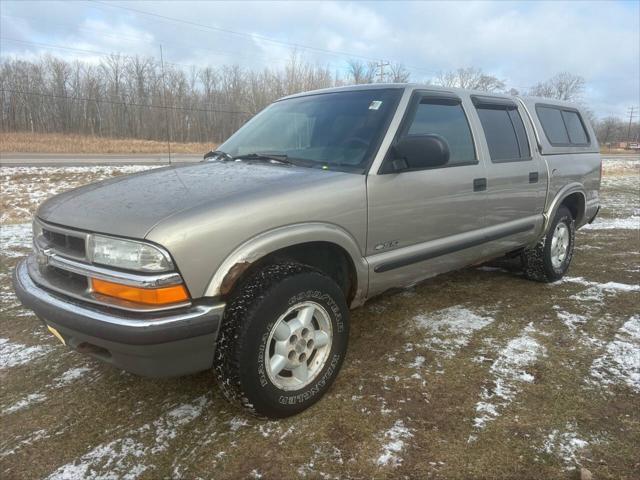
[373,222,536,273]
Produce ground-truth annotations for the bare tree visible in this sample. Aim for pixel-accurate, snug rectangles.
[0,52,346,143]
[593,116,639,144]
[346,59,376,84]
[528,72,585,101]
[388,63,410,83]
[434,67,505,92]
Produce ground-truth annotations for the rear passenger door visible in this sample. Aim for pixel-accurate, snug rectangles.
[471,96,546,254]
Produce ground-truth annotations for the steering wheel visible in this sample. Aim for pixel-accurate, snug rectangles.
[340,136,369,149]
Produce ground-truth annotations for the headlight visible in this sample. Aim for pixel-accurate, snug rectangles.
[90,235,173,272]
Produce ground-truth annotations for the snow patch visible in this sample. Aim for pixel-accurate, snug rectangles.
[0,429,50,459]
[413,306,494,358]
[45,396,210,479]
[0,223,32,257]
[54,367,92,387]
[2,393,47,415]
[472,324,546,431]
[559,276,640,302]
[554,309,588,332]
[228,417,249,432]
[297,443,343,478]
[376,420,413,467]
[0,338,52,369]
[589,316,640,393]
[581,216,639,230]
[541,424,590,469]
[409,355,426,368]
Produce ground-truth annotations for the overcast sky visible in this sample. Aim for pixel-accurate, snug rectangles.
[1,0,638,118]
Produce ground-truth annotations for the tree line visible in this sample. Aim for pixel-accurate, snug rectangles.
[1,53,637,145]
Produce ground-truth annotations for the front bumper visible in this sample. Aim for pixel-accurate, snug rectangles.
[13,259,225,377]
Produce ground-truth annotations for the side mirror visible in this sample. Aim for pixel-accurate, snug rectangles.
[386,134,450,172]
[203,150,217,160]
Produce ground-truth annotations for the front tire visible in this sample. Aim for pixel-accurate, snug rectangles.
[522,205,575,282]
[214,262,349,418]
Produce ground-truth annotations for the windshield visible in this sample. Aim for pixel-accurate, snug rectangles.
[218,89,402,172]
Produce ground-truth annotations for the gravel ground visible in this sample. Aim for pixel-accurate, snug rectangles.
[0,156,638,479]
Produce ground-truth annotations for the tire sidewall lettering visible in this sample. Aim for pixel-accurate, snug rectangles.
[277,353,341,405]
[254,289,346,406]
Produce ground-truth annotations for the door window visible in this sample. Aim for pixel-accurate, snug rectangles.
[476,107,531,162]
[406,98,477,166]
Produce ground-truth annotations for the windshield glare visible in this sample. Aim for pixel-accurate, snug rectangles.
[218,89,402,171]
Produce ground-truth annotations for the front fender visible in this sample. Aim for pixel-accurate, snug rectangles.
[203,222,369,306]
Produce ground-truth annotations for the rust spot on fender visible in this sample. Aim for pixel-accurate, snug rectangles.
[220,261,252,295]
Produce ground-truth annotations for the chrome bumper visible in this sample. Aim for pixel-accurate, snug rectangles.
[13,259,225,377]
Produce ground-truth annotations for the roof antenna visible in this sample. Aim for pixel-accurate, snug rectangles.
[159,44,172,165]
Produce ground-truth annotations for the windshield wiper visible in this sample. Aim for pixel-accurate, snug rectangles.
[203,150,233,161]
[232,152,294,165]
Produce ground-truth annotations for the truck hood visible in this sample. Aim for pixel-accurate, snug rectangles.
[37,161,352,238]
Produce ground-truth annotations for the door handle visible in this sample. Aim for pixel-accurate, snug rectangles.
[473,178,487,192]
[529,172,539,183]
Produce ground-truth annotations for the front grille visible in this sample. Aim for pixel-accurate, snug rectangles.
[46,265,90,291]
[42,228,86,258]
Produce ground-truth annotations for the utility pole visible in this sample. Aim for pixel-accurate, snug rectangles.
[159,44,172,164]
[626,106,636,143]
[376,60,390,83]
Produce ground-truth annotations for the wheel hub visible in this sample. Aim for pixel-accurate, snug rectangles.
[265,301,333,391]
[550,222,570,269]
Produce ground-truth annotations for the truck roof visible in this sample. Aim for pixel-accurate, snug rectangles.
[279,83,581,110]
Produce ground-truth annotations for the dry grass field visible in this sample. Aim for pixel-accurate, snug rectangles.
[1,131,634,157]
[0,156,638,479]
[0,132,214,154]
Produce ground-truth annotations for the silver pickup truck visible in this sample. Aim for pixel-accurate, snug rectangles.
[14,84,601,418]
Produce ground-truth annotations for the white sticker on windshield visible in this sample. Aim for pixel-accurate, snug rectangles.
[369,100,383,110]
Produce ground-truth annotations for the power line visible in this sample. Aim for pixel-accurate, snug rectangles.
[0,88,251,115]
[0,14,336,73]
[4,5,439,79]
[88,0,382,64]
[0,36,349,83]
[0,37,195,70]
[87,0,440,77]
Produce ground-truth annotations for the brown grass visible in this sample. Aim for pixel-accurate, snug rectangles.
[2,132,637,157]
[0,132,216,154]
[600,147,639,155]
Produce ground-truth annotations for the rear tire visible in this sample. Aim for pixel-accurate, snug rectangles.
[214,262,349,418]
[522,205,575,282]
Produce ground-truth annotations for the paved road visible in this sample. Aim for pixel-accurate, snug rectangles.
[0,153,203,166]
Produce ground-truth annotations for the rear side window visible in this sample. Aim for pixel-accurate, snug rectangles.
[536,105,589,146]
[407,99,476,166]
[475,107,531,162]
[561,110,588,144]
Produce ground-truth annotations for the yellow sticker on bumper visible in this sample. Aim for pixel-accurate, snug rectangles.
[47,325,66,345]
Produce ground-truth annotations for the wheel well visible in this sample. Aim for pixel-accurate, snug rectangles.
[222,242,357,304]
[560,192,585,223]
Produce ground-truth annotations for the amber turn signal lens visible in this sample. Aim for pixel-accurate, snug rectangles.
[91,278,189,305]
